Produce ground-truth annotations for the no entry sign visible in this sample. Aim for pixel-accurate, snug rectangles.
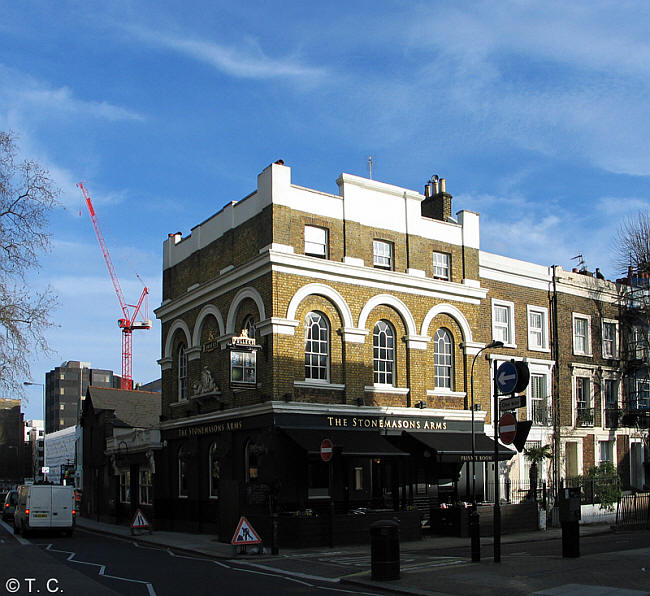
[498,413,517,445]
[320,438,333,462]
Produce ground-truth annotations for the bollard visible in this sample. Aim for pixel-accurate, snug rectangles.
[369,520,400,581]
[468,507,480,562]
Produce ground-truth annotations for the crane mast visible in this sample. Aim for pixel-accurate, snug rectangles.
[77,182,151,390]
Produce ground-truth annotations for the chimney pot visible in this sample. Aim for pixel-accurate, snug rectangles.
[440,178,446,193]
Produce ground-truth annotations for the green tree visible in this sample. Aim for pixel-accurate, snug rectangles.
[583,462,621,511]
[0,131,58,394]
[523,444,553,499]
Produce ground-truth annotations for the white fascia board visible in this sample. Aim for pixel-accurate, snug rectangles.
[271,251,488,304]
[480,251,553,292]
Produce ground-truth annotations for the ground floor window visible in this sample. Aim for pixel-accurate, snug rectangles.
[209,442,220,498]
[178,447,189,497]
[308,461,330,499]
[119,470,130,503]
[139,468,152,505]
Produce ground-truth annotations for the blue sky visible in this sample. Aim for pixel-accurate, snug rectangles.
[5,1,650,419]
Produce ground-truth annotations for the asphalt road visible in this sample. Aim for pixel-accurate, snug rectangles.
[0,520,390,596]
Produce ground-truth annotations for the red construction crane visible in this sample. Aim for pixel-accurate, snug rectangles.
[77,182,151,390]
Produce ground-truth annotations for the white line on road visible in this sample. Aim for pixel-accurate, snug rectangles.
[0,519,30,545]
[44,543,157,596]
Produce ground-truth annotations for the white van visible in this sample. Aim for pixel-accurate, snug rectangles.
[13,484,76,536]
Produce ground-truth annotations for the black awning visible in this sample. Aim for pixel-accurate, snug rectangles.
[403,431,516,462]
[281,428,409,457]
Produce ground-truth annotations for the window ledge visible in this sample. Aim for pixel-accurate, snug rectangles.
[426,389,467,399]
[294,380,345,391]
[170,400,189,408]
[528,346,551,353]
[364,385,409,395]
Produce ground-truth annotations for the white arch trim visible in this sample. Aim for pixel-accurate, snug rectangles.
[286,283,354,329]
[420,303,473,343]
[226,287,267,335]
[357,294,417,336]
[192,304,225,347]
[163,319,192,359]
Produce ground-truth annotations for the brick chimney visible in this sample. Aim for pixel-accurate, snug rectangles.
[421,176,452,221]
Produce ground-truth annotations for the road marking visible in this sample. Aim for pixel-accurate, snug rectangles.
[43,544,157,596]
[0,519,30,545]
[231,560,340,583]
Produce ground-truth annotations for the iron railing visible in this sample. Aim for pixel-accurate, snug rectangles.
[576,406,594,427]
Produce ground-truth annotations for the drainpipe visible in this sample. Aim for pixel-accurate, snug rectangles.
[551,265,561,494]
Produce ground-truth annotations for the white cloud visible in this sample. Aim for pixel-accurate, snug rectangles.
[126,25,326,83]
[0,64,144,122]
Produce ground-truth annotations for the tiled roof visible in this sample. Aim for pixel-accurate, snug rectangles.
[85,386,160,428]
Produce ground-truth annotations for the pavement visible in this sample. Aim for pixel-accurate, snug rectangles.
[73,516,649,596]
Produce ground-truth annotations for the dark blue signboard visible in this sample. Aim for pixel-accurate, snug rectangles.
[496,361,518,394]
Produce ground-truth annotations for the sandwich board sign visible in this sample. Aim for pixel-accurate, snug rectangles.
[231,516,262,546]
[130,508,152,535]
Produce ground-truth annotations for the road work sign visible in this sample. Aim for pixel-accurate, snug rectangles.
[231,516,262,545]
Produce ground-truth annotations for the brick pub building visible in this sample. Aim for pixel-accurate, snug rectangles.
[153,162,647,545]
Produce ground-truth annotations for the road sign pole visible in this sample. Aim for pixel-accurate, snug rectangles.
[493,359,501,563]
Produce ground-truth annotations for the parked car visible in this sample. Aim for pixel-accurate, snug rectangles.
[2,490,18,522]
[13,484,76,536]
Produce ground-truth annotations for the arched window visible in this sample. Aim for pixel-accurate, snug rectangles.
[178,446,189,497]
[209,442,220,498]
[373,320,395,385]
[434,328,453,389]
[243,315,256,340]
[305,312,329,381]
[178,343,188,401]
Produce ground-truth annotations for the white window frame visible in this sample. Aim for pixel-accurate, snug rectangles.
[601,319,618,359]
[527,305,549,352]
[598,440,614,465]
[304,311,330,382]
[603,376,620,428]
[178,343,188,401]
[491,299,516,348]
[304,225,328,258]
[139,468,152,505]
[572,313,592,356]
[572,367,595,427]
[373,240,393,270]
[434,328,454,390]
[119,470,130,504]
[373,320,395,386]
[432,252,450,280]
[529,373,550,426]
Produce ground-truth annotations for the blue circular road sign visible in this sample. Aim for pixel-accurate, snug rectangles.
[496,361,518,394]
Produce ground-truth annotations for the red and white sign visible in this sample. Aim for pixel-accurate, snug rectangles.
[498,413,517,445]
[231,516,262,545]
[320,438,333,462]
[131,508,150,530]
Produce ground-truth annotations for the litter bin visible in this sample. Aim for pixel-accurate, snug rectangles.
[369,519,400,581]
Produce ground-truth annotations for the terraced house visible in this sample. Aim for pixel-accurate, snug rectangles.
[152,161,648,544]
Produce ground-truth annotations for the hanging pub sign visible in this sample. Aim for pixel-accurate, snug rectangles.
[228,329,261,388]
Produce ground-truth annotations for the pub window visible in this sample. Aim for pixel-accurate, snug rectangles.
[209,442,220,498]
[178,446,189,497]
[434,328,453,389]
[308,461,330,498]
[178,343,188,401]
[245,441,263,482]
[354,466,364,491]
[305,311,329,381]
[119,470,130,503]
[373,320,395,385]
[139,468,152,505]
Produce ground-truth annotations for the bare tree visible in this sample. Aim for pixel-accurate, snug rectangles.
[615,210,650,275]
[0,131,58,395]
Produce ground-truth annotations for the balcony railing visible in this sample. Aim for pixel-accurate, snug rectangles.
[531,401,552,426]
[604,407,620,429]
[576,406,594,427]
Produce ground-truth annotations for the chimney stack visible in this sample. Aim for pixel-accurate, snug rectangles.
[421,175,452,221]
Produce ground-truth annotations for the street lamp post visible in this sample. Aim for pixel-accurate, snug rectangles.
[468,339,503,562]
[23,381,46,481]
